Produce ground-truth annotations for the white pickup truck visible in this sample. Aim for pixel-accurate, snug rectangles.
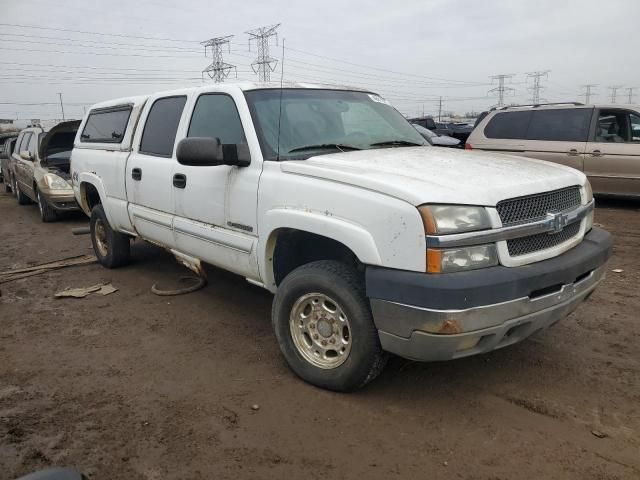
[71,83,612,391]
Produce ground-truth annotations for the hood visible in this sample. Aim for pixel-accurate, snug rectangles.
[280,147,585,206]
[38,120,81,161]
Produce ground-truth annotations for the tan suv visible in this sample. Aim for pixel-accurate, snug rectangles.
[11,121,80,221]
[467,103,640,197]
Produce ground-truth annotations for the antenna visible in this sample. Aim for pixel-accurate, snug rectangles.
[276,38,285,161]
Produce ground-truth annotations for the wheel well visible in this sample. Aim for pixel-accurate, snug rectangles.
[272,229,361,286]
[81,182,101,212]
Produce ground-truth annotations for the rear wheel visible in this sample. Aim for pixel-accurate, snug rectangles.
[90,204,131,268]
[3,175,10,193]
[272,260,387,391]
[36,189,58,222]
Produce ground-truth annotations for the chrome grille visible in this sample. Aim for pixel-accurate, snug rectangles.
[506,222,581,256]
[497,186,583,257]
[497,186,581,226]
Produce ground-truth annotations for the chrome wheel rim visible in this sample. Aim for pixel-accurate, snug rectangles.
[94,218,109,257]
[289,293,352,369]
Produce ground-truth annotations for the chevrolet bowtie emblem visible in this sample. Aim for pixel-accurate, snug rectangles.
[547,211,569,233]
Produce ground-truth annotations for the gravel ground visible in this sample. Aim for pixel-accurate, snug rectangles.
[1,189,639,480]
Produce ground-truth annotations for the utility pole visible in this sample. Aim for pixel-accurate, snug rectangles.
[526,70,550,104]
[625,87,636,104]
[438,96,442,122]
[580,84,597,104]
[488,74,515,107]
[246,24,280,82]
[58,92,65,121]
[201,35,236,83]
[609,85,623,104]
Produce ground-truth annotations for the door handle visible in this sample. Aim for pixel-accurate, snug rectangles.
[173,173,187,189]
[568,149,579,156]
[132,168,142,181]
[591,150,602,157]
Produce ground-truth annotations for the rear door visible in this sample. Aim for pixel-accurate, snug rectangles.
[519,108,592,170]
[584,108,640,196]
[126,95,187,247]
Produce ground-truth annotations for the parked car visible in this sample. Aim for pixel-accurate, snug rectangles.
[71,84,611,391]
[408,117,474,143]
[11,121,80,221]
[412,123,461,147]
[1,133,18,188]
[467,103,640,197]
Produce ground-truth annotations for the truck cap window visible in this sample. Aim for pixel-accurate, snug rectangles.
[139,96,187,157]
[244,89,427,160]
[81,107,131,143]
[188,94,246,144]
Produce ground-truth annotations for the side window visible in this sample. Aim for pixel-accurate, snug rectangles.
[628,113,640,143]
[484,111,532,139]
[27,132,38,156]
[527,109,591,142]
[81,107,132,143]
[139,96,187,157]
[18,133,32,154]
[594,110,635,143]
[188,94,246,144]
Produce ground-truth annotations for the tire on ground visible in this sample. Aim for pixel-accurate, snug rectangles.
[90,203,131,268]
[37,189,58,222]
[15,181,31,205]
[272,260,387,391]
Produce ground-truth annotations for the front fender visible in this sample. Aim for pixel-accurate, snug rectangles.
[259,207,382,291]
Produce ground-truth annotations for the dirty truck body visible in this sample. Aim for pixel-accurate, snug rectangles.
[71,83,612,391]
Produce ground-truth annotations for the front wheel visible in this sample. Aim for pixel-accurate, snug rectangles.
[37,189,58,222]
[90,204,131,268]
[272,260,387,391]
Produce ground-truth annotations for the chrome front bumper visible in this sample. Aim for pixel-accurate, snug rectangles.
[371,264,605,361]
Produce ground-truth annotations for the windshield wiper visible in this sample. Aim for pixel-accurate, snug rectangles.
[288,143,362,154]
[369,140,424,148]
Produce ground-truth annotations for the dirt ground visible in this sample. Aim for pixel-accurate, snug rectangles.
[0,189,639,480]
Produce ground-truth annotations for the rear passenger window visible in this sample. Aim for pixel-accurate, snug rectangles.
[139,96,187,157]
[484,111,532,139]
[81,107,132,143]
[527,109,591,142]
[188,94,246,144]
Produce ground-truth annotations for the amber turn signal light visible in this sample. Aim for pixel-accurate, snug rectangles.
[426,248,442,273]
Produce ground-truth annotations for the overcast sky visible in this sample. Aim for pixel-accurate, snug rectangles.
[1,0,638,124]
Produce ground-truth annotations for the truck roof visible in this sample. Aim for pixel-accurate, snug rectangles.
[87,82,374,112]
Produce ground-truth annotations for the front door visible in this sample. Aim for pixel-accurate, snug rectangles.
[584,108,640,196]
[126,95,187,247]
[16,131,37,199]
[172,92,260,278]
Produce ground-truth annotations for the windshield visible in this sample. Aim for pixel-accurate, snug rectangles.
[244,89,427,160]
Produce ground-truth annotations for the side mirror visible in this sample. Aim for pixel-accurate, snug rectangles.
[176,137,250,167]
[19,150,33,161]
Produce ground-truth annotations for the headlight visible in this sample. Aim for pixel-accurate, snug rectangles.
[419,205,491,234]
[427,244,498,273]
[583,180,593,204]
[43,173,71,190]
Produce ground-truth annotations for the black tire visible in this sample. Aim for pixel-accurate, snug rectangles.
[272,260,387,392]
[90,204,131,268]
[3,177,10,193]
[15,181,30,205]
[36,189,58,222]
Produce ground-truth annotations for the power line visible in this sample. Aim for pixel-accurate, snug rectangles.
[580,84,598,104]
[625,87,636,104]
[246,24,280,82]
[201,35,236,82]
[608,85,624,104]
[526,70,550,104]
[488,74,515,107]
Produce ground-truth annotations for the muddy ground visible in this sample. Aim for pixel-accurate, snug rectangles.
[0,189,639,480]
